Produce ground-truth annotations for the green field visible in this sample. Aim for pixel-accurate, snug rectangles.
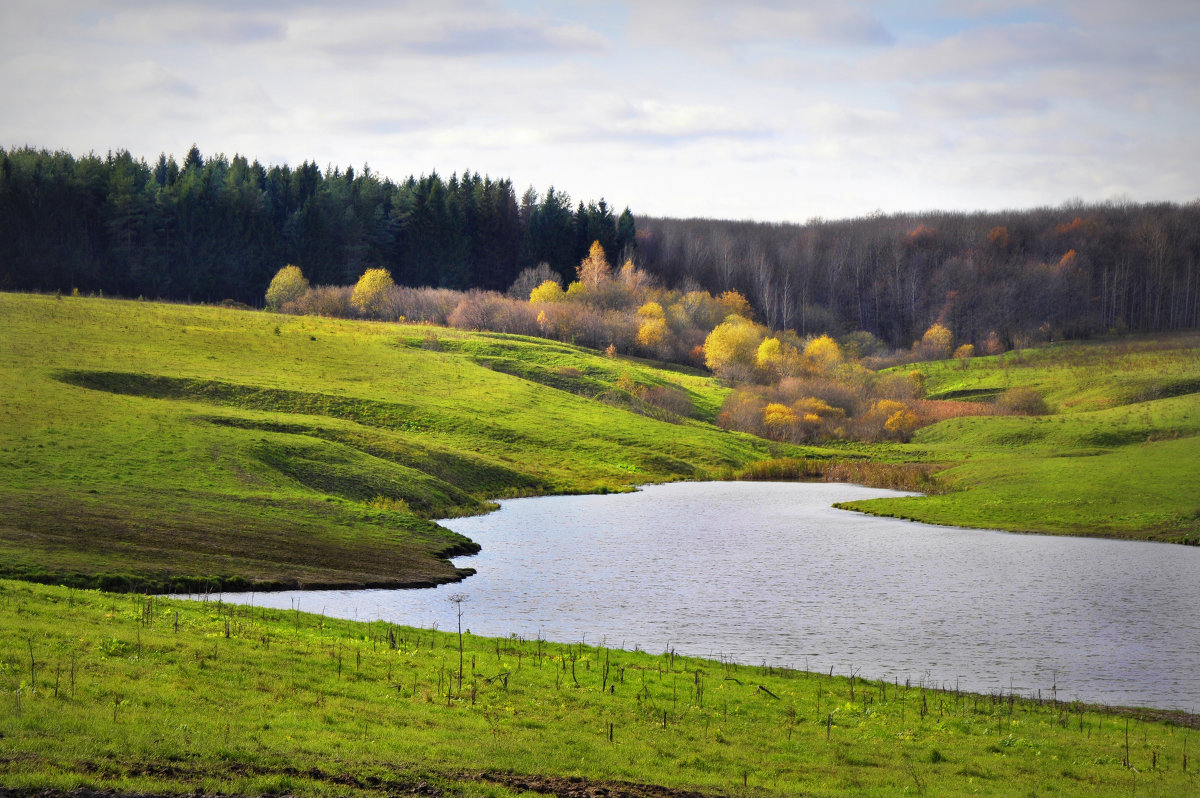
[836,337,1200,543]
[0,293,794,593]
[4,292,1200,797]
[2,579,1194,798]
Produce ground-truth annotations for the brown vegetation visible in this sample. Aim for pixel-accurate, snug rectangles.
[266,255,1012,448]
[730,457,943,493]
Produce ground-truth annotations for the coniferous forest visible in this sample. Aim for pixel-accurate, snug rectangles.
[0,146,635,305]
[2,145,1197,350]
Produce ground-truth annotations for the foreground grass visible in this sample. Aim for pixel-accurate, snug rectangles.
[0,293,790,590]
[2,579,1195,798]
[837,336,1200,543]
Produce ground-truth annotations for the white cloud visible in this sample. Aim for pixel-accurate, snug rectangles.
[0,0,1196,221]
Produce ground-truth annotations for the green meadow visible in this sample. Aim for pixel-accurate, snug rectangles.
[0,292,793,593]
[1,580,1194,798]
[837,336,1200,543]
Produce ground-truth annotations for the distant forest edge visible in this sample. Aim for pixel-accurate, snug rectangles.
[636,204,1200,348]
[0,145,635,304]
[2,146,1198,349]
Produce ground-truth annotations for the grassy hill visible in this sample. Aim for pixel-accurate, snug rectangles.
[0,293,796,592]
[836,337,1200,543]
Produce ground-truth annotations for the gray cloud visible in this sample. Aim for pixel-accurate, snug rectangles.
[901,82,1051,119]
[286,5,608,62]
[627,1,894,49]
[552,99,776,147]
[190,18,287,45]
[863,22,1152,82]
[402,21,606,57]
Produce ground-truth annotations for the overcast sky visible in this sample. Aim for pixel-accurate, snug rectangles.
[2,0,1197,222]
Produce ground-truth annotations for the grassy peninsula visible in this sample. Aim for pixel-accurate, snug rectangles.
[0,292,796,592]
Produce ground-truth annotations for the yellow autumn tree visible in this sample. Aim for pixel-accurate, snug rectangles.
[637,317,668,349]
[264,264,309,311]
[756,337,783,371]
[716,289,754,320]
[917,323,953,360]
[635,300,668,350]
[703,314,765,381]
[350,268,395,318]
[637,301,665,319]
[762,402,797,428]
[866,399,919,441]
[529,280,565,303]
[869,399,908,419]
[884,407,920,437]
[802,334,843,376]
[577,241,612,288]
[793,396,845,421]
[954,343,975,369]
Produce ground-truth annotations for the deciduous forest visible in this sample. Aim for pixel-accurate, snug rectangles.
[636,206,1200,349]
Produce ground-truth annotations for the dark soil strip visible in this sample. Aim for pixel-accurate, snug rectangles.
[0,768,723,798]
[474,771,721,798]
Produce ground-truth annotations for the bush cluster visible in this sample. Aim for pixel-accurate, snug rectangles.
[267,251,1016,444]
[271,247,756,365]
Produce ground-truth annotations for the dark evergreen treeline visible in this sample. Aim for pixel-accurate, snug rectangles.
[0,146,636,303]
[637,203,1200,348]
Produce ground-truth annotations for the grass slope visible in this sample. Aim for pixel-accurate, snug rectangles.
[0,293,791,591]
[838,336,1200,543]
[2,579,1194,798]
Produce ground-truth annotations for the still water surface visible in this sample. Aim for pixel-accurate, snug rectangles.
[216,482,1200,711]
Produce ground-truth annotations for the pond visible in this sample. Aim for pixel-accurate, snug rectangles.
[213,481,1200,711]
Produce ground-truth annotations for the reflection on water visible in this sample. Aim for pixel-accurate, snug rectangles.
[212,482,1200,710]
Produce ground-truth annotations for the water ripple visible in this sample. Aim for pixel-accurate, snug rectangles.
[213,482,1200,711]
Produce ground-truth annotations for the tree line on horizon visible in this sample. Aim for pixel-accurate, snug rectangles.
[2,145,1198,354]
[0,146,636,305]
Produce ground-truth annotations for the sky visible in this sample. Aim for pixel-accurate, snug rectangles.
[2,0,1197,223]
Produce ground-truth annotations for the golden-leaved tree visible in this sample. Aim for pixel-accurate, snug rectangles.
[635,301,668,351]
[916,323,953,360]
[703,314,764,381]
[529,280,565,303]
[716,289,754,320]
[577,241,612,288]
[265,265,309,311]
[803,334,843,376]
[350,268,395,318]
